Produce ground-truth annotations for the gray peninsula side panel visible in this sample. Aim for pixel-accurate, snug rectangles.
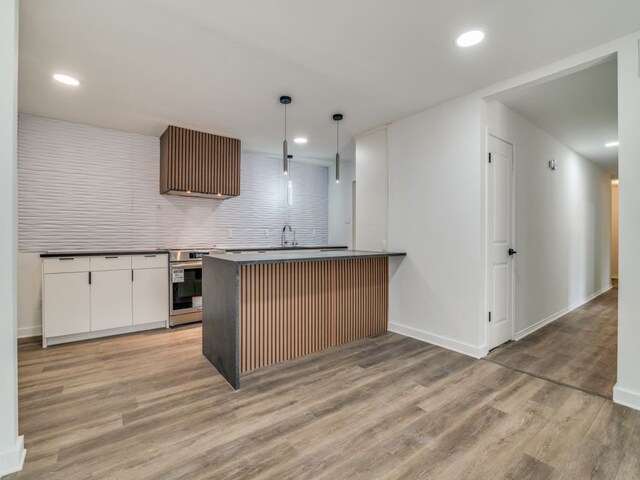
[202,256,240,389]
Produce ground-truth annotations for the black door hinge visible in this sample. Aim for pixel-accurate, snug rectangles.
[488,312,492,322]
[488,153,492,163]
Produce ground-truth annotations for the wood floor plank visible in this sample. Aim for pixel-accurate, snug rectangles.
[10,321,640,480]
[500,454,555,480]
[487,288,617,398]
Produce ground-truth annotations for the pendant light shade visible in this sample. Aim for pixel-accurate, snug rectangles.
[280,96,292,175]
[287,155,293,206]
[333,113,343,184]
[283,139,288,175]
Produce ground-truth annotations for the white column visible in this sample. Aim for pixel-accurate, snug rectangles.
[354,127,388,251]
[614,34,640,411]
[0,0,25,475]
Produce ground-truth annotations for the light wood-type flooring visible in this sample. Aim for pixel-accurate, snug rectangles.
[12,316,638,479]
[487,288,617,399]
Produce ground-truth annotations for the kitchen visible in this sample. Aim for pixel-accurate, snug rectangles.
[20,115,401,386]
[4,1,640,479]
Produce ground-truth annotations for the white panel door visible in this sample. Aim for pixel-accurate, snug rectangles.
[488,135,514,350]
[91,270,133,331]
[132,268,169,325]
[43,272,91,337]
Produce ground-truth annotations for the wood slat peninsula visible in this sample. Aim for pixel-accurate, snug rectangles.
[202,249,406,388]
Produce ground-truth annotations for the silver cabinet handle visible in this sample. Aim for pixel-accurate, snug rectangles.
[144,255,157,258]
[59,257,75,261]
[105,256,119,259]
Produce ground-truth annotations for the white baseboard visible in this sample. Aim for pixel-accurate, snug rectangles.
[514,285,612,341]
[18,325,42,339]
[388,322,486,359]
[0,435,26,477]
[45,321,167,347]
[613,384,640,412]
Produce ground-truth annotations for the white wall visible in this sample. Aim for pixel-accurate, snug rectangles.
[488,100,612,337]
[0,0,25,475]
[355,128,388,251]
[384,96,486,357]
[17,252,41,338]
[328,160,355,248]
[18,115,329,251]
[615,35,640,411]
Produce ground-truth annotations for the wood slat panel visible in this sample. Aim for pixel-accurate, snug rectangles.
[159,125,241,198]
[239,258,388,373]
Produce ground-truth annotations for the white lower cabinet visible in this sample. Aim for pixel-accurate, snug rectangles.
[42,254,169,345]
[133,268,169,325]
[43,272,91,337]
[90,270,133,331]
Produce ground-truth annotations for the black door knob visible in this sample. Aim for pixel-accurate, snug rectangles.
[508,248,517,256]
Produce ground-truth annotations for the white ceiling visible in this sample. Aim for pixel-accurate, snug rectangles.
[18,0,640,163]
[495,59,618,176]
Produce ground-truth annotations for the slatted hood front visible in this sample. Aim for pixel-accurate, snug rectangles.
[160,125,241,199]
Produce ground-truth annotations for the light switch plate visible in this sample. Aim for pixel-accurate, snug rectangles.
[265,229,270,238]
[227,229,233,239]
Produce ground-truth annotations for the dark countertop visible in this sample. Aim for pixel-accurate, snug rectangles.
[39,246,346,258]
[219,245,348,253]
[40,249,169,258]
[205,249,406,265]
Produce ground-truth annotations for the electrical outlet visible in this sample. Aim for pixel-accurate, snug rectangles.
[345,216,351,225]
[227,229,233,239]
[264,229,270,238]
[312,230,317,238]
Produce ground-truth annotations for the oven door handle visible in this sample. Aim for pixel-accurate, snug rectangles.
[171,262,202,269]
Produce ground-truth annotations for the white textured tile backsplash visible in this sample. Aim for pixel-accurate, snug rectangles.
[18,115,328,252]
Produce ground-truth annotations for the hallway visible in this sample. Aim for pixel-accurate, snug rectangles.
[486,288,617,398]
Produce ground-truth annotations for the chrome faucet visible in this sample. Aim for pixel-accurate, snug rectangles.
[281,224,296,247]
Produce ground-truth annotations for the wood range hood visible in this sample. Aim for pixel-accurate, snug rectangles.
[160,125,241,199]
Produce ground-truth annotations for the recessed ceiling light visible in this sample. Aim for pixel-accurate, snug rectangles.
[53,73,80,86]
[294,137,308,144]
[605,141,619,147]
[456,30,485,47]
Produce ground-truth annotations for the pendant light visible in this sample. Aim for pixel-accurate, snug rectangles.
[333,113,343,183]
[280,96,292,175]
[287,154,293,206]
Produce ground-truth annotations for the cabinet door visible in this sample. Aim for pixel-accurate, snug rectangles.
[44,272,91,337]
[91,270,133,331]
[133,268,169,325]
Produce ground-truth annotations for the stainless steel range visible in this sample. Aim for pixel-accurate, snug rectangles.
[169,249,218,327]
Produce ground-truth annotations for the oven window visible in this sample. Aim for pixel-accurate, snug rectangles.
[173,268,202,310]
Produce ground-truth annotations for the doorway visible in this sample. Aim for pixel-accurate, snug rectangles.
[483,57,619,398]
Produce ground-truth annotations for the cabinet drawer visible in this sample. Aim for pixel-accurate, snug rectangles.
[132,254,168,269]
[43,257,91,274]
[90,256,132,271]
